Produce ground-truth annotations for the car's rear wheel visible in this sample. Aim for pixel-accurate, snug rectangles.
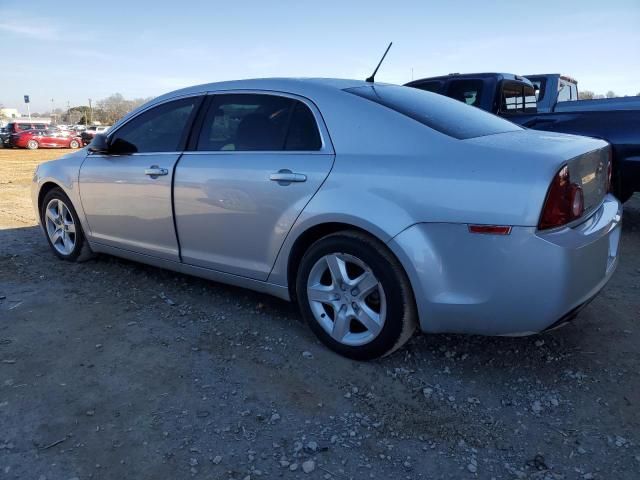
[69,139,80,149]
[296,231,417,360]
[27,140,39,150]
[41,188,93,262]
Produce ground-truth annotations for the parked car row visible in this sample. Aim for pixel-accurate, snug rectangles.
[7,129,83,150]
[33,78,622,359]
[1,122,111,149]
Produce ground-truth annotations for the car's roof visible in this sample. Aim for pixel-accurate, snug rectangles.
[154,78,383,102]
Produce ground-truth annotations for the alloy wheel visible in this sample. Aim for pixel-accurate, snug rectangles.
[306,253,387,346]
[44,198,76,255]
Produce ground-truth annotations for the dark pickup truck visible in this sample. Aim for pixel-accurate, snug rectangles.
[406,73,640,202]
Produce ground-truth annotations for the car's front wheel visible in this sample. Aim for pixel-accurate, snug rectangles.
[296,231,417,360]
[41,188,93,262]
[69,139,80,149]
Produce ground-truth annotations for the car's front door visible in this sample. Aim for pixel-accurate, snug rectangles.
[174,92,334,280]
[79,95,202,261]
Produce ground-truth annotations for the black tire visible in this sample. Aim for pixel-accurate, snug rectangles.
[40,187,94,262]
[26,139,39,150]
[296,231,417,360]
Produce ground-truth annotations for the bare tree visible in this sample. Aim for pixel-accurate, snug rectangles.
[606,90,616,98]
[95,94,153,124]
[579,90,595,100]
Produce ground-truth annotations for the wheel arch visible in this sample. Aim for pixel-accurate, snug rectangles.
[283,221,405,301]
[38,181,64,213]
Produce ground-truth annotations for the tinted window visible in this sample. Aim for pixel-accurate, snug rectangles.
[411,81,443,94]
[447,80,483,107]
[197,94,321,151]
[501,82,537,114]
[345,85,521,140]
[502,83,523,112]
[109,97,198,154]
[284,102,322,150]
[523,85,537,112]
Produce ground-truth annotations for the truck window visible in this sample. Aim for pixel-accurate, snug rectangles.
[502,82,523,113]
[501,82,537,114]
[557,81,571,102]
[568,83,578,101]
[523,85,537,112]
[447,80,483,107]
[411,81,443,94]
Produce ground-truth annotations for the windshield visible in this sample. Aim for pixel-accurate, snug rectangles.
[345,84,521,140]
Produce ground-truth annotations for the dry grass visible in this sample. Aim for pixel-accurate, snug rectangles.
[0,147,72,227]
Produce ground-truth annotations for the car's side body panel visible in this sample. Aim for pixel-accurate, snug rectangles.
[388,195,621,334]
[174,151,334,280]
[79,152,182,261]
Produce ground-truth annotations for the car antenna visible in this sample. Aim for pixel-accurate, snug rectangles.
[366,42,393,83]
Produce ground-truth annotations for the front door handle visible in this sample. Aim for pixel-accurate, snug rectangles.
[270,169,307,184]
[144,166,168,178]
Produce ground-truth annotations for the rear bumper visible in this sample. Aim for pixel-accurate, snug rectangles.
[388,194,622,335]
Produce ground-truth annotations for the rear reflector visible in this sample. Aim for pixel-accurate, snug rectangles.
[468,225,512,235]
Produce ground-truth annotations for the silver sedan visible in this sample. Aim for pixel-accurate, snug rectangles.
[32,79,622,359]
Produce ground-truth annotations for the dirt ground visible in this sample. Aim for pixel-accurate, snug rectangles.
[1,147,639,480]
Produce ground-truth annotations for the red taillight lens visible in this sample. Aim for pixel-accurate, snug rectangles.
[538,165,584,230]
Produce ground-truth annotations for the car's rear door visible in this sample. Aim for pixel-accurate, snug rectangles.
[79,95,202,261]
[174,91,334,280]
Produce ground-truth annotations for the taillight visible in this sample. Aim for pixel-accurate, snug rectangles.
[538,165,585,230]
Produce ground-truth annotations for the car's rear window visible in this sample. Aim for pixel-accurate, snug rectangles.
[345,84,522,140]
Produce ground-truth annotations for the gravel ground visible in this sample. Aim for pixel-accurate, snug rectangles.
[1,148,639,479]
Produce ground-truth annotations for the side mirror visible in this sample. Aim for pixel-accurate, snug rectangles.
[88,133,109,153]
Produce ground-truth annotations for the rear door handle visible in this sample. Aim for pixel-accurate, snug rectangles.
[144,166,168,177]
[270,169,307,184]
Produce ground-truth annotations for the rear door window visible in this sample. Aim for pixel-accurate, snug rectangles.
[196,93,322,151]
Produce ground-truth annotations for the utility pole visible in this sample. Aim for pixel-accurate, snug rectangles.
[88,98,93,125]
[51,98,55,124]
[67,101,71,125]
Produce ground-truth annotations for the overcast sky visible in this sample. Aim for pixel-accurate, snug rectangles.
[1,0,638,112]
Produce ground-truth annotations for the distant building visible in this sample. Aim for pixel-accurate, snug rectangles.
[0,108,20,126]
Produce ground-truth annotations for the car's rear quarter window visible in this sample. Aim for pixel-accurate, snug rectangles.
[345,84,522,140]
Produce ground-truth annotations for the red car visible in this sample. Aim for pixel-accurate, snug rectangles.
[10,129,82,150]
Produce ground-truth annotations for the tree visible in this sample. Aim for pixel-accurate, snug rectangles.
[606,90,616,98]
[95,94,151,124]
[579,90,595,100]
